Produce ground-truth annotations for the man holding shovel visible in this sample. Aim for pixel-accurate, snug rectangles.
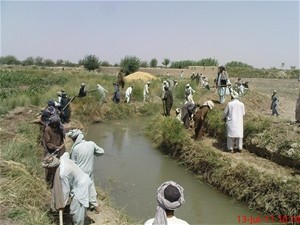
[42,152,93,225]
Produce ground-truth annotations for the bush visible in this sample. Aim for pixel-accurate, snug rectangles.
[81,55,100,71]
[120,56,140,76]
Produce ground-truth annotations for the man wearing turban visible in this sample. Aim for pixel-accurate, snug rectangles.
[223,90,245,152]
[67,129,105,214]
[144,181,189,225]
[194,100,215,140]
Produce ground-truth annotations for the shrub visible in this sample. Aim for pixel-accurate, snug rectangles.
[120,56,140,76]
[81,55,100,71]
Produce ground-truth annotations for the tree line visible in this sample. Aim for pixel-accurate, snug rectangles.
[0,55,297,75]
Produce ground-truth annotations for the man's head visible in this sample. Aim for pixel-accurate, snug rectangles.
[62,91,67,98]
[231,90,239,99]
[153,181,185,224]
[49,114,61,128]
[164,184,181,203]
[156,180,185,210]
[47,100,55,107]
[219,65,226,72]
[67,128,84,141]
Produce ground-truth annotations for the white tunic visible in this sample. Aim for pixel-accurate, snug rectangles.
[125,86,133,101]
[223,99,245,138]
[59,152,92,208]
[71,140,104,180]
[144,216,189,225]
[143,84,149,97]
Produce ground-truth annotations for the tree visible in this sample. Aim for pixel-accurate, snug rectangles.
[100,61,110,67]
[44,58,55,67]
[22,57,35,66]
[120,56,140,76]
[150,58,158,68]
[281,62,285,69]
[225,61,253,68]
[64,60,77,67]
[199,58,219,66]
[0,55,20,65]
[56,59,64,66]
[35,56,44,66]
[81,55,100,71]
[140,60,149,68]
[162,58,170,68]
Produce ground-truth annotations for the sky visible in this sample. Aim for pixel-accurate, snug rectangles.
[1,0,299,69]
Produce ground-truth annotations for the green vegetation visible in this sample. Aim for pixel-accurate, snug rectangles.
[80,54,100,71]
[0,70,68,114]
[162,58,170,68]
[120,56,140,76]
[170,58,219,68]
[149,58,158,68]
[0,120,52,225]
[225,61,254,68]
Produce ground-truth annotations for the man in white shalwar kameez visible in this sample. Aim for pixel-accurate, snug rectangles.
[223,90,245,152]
[42,152,92,225]
[67,129,105,214]
[143,81,151,102]
[125,85,134,103]
[97,84,108,103]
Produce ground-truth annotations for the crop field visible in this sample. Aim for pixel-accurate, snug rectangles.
[0,71,68,99]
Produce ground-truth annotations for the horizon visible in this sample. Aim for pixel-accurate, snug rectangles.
[1,0,299,69]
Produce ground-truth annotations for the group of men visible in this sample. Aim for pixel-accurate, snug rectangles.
[41,126,105,225]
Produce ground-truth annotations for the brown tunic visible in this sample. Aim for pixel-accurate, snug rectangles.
[42,125,65,158]
[194,106,210,140]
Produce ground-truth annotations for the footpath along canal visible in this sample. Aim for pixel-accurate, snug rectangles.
[87,117,278,225]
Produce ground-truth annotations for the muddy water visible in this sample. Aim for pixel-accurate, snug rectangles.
[87,118,267,224]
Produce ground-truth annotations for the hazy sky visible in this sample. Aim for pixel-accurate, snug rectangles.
[1,0,299,68]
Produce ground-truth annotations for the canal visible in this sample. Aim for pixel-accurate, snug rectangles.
[87,117,268,224]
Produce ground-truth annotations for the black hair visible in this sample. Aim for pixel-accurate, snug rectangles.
[164,184,181,203]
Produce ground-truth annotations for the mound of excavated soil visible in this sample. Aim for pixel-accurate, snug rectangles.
[124,71,157,82]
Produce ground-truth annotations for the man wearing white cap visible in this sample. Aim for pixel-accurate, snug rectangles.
[67,129,105,214]
[144,181,189,225]
[184,83,195,104]
[223,90,245,152]
[194,100,215,140]
[78,83,87,98]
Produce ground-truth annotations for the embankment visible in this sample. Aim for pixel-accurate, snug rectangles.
[144,115,300,218]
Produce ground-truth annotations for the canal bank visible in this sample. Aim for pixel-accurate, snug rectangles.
[143,115,300,221]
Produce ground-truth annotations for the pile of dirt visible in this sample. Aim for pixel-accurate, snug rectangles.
[124,71,157,82]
